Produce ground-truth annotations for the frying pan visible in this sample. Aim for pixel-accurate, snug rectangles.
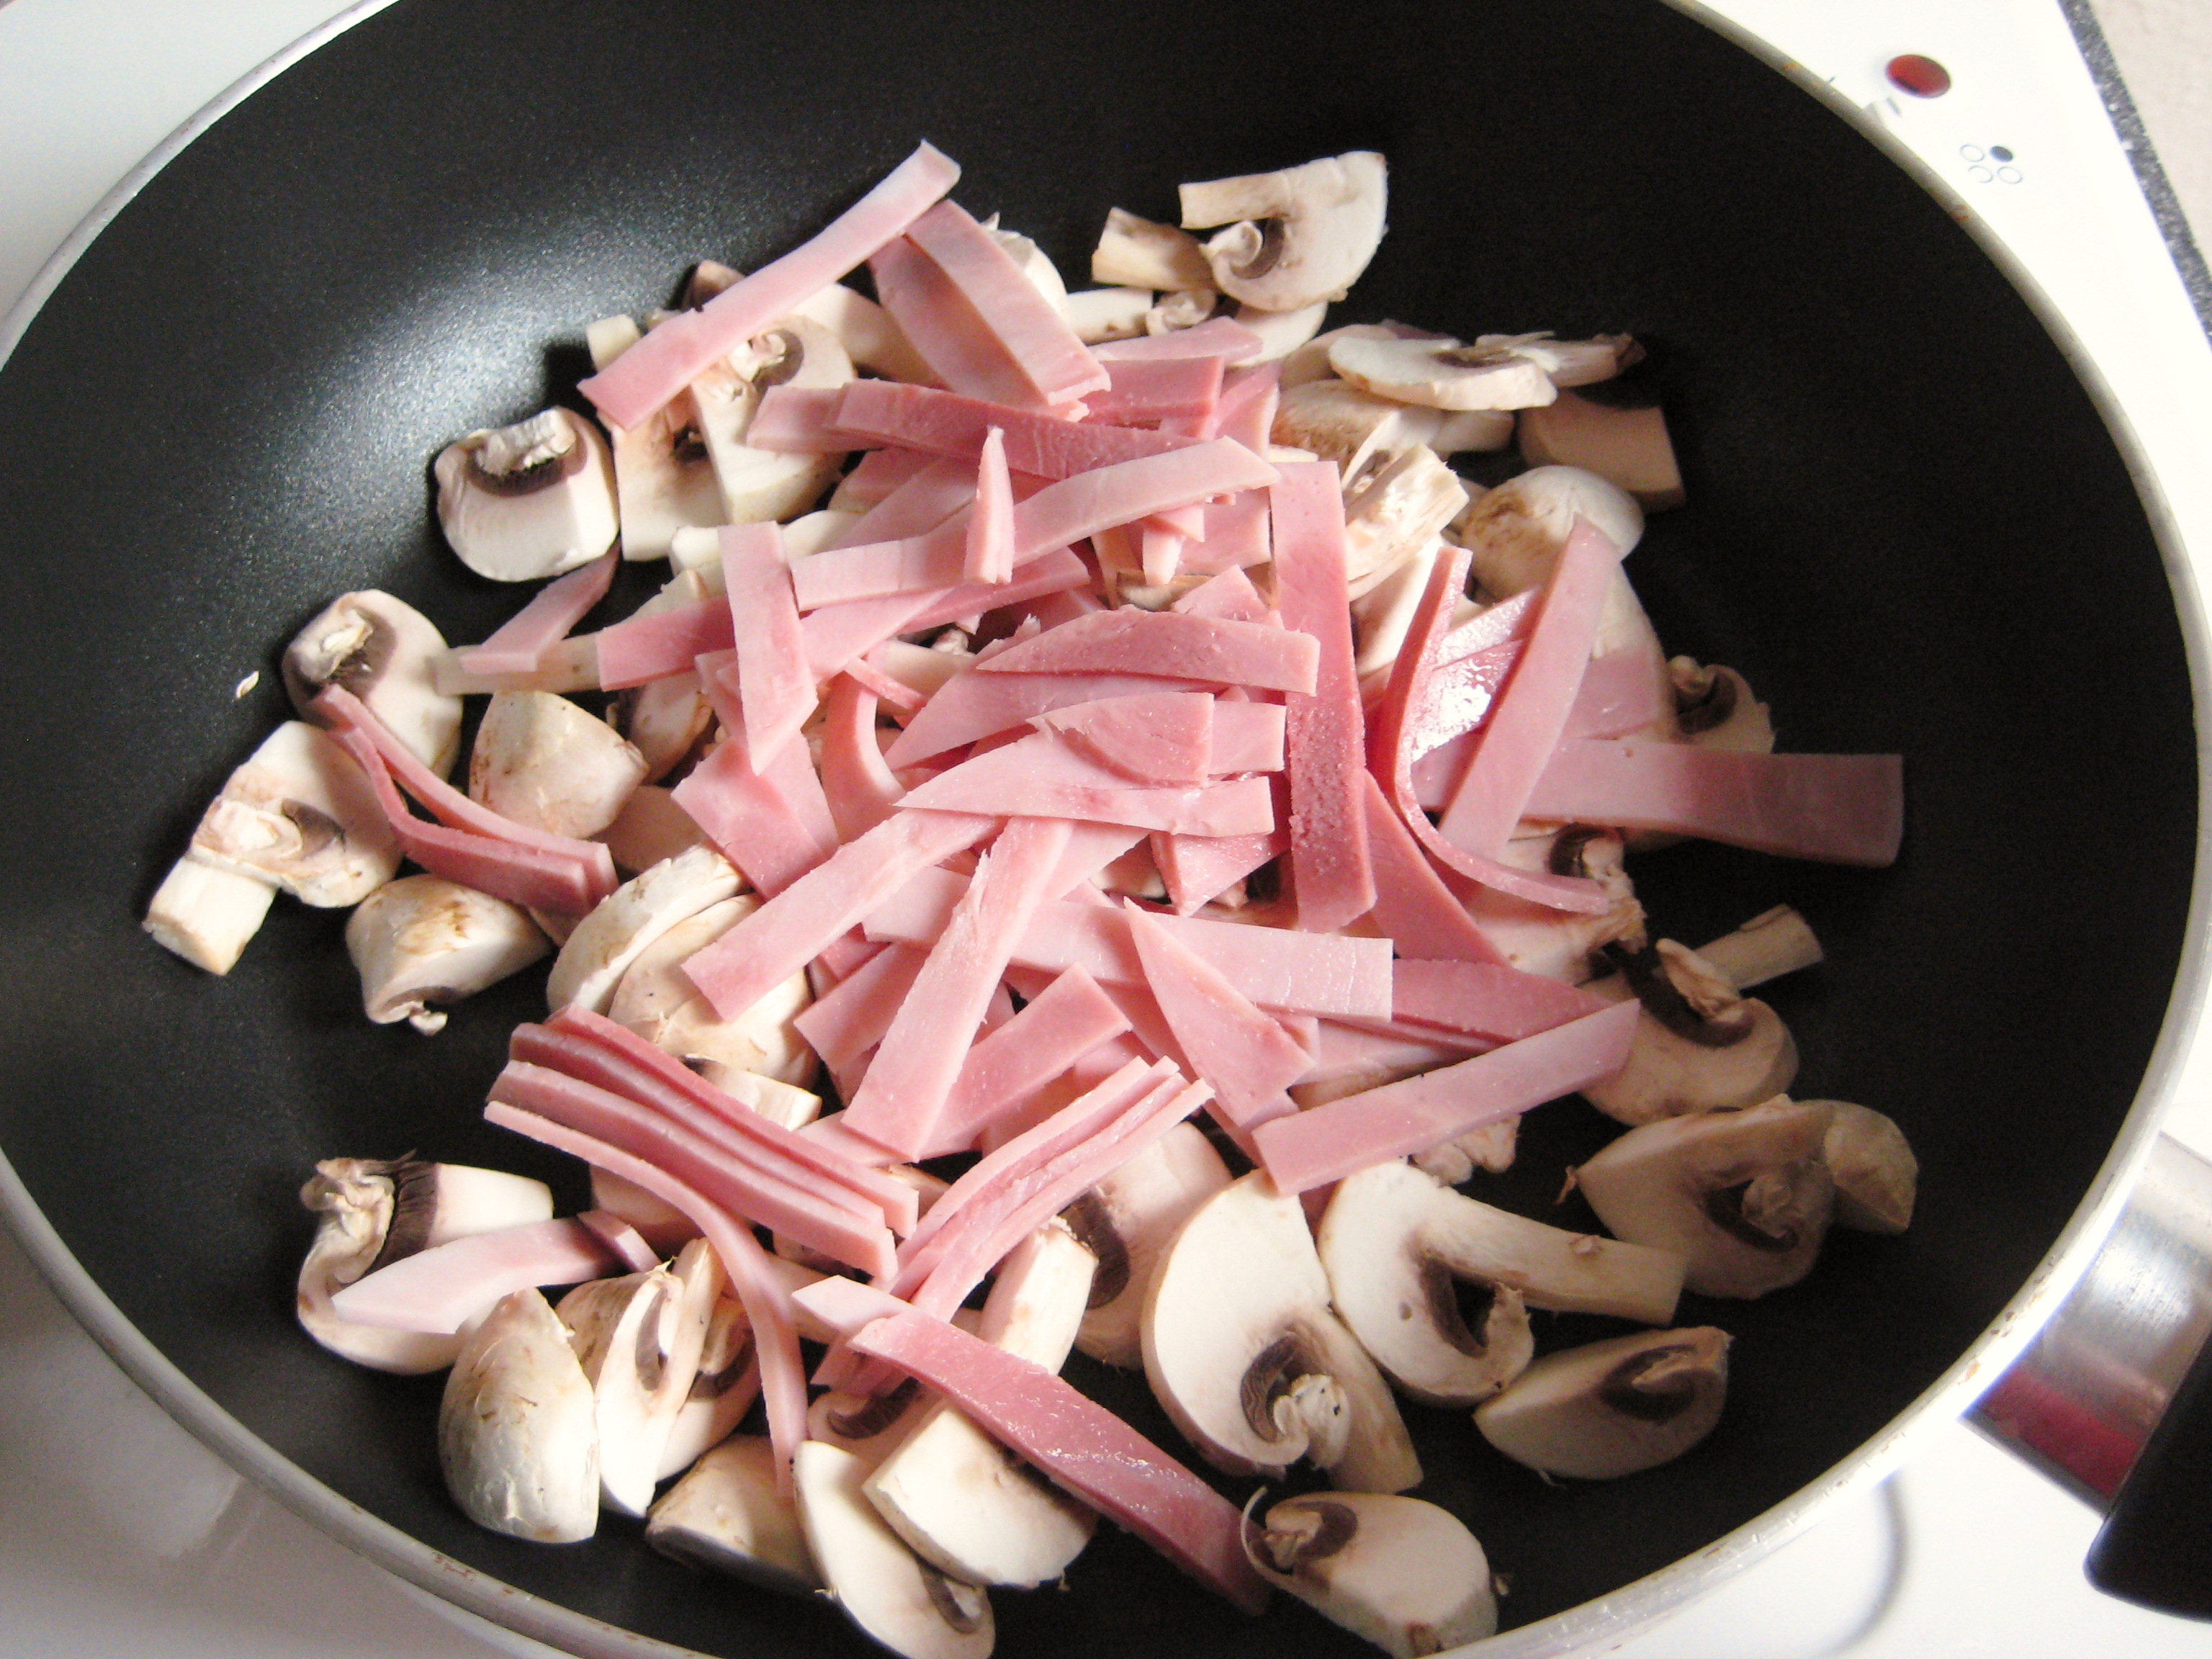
[0,0,2202,1655]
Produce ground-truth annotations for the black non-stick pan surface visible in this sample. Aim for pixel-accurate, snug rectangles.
[0,1,2198,1655]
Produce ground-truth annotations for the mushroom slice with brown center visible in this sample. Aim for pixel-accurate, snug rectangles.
[545,843,743,1015]
[795,1440,994,1659]
[467,688,649,842]
[344,874,551,1033]
[1318,1161,1687,1407]
[188,719,400,907]
[605,892,818,1089]
[434,407,619,583]
[1242,1492,1498,1658]
[296,1156,553,1372]
[1572,1097,1838,1298]
[1064,1122,1231,1369]
[656,1293,760,1479]
[284,590,464,775]
[1667,657,1776,752]
[1579,938,1799,1125]
[693,316,854,524]
[1461,824,1646,984]
[1142,1171,1421,1492]
[1475,1326,1731,1478]
[645,1433,817,1596]
[438,1287,600,1542]
[1328,333,1557,412]
[1816,1100,1917,1233]
[1179,151,1389,314]
[608,382,724,562]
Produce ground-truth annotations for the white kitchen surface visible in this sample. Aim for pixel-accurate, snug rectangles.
[5,3,2212,1658]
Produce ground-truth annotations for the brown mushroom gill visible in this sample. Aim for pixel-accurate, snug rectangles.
[1259,1497,1358,1573]
[1600,1343,1705,1424]
[1604,940,1754,1048]
[1241,1328,1328,1442]
[1061,1190,1131,1309]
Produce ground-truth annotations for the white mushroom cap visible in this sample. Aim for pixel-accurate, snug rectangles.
[1461,824,1647,984]
[1573,1097,1838,1298]
[1142,1171,1421,1492]
[794,1440,994,1659]
[188,720,399,907]
[1816,1100,1917,1233]
[1232,299,1331,361]
[1243,1491,1498,1658]
[606,893,817,1089]
[646,1433,817,1595]
[1179,152,1389,313]
[434,408,619,583]
[438,1287,600,1542]
[1063,287,1156,344]
[1064,1122,1231,1368]
[693,317,854,524]
[1318,1161,1687,1407]
[284,590,464,775]
[1579,940,1799,1125]
[1475,1326,1731,1479]
[1329,333,1557,412]
[783,282,935,385]
[343,875,550,1034]
[467,689,648,841]
[544,843,742,1015]
[608,385,727,562]
[657,1294,762,1479]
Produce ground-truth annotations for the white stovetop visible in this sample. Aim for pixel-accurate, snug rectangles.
[5,3,2212,1657]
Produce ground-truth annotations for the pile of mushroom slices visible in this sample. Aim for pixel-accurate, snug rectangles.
[140,136,1925,1659]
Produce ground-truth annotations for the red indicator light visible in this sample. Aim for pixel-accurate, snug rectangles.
[1887,54,1953,98]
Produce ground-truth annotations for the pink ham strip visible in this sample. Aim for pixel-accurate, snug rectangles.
[1208,701,1287,773]
[884,667,1198,768]
[1088,354,1224,426]
[1215,362,1281,455]
[681,807,999,1021]
[872,234,1066,413]
[863,868,1393,1018]
[1271,461,1377,934]
[963,426,1015,583]
[1253,999,1642,1192]
[922,965,1133,1156]
[481,1105,807,1495]
[1439,588,1537,662]
[1151,825,1287,914]
[1327,1012,1501,1054]
[1141,522,1184,586]
[1411,642,1665,805]
[721,522,816,768]
[790,516,968,612]
[795,549,1089,683]
[455,552,617,676]
[1390,958,1609,1041]
[1043,821,1151,896]
[1177,490,1272,575]
[326,1217,619,1334]
[1125,902,1305,1128]
[830,454,978,547]
[819,675,906,842]
[793,943,926,1079]
[977,608,1319,696]
[1567,644,1673,739]
[1437,516,1626,856]
[905,200,1109,407]
[1356,770,1509,965]
[849,1309,1270,1614]
[1172,566,1269,623]
[900,547,1087,631]
[580,140,960,429]
[1031,692,1214,786]
[668,728,824,896]
[593,598,736,691]
[1090,316,1267,364]
[898,734,1275,836]
[840,817,1074,1158]
[742,385,849,453]
[827,444,934,510]
[1368,542,1609,914]
[845,649,930,713]
[1298,1021,1490,1091]
[830,379,1194,476]
[489,1060,896,1280]
[1525,740,1907,866]
[542,1005,920,1233]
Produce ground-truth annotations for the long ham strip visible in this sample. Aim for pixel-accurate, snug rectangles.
[872,234,1063,412]
[827,379,1194,475]
[326,1217,619,1334]
[1389,958,1609,1041]
[580,141,960,430]
[1030,693,1214,786]
[721,523,815,768]
[455,552,617,676]
[818,675,904,841]
[977,608,1319,696]
[1271,461,1376,932]
[884,667,1199,768]
[681,807,999,1021]
[904,199,1110,408]
[848,1310,1271,1614]
[1251,999,1642,1192]
[963,426,1015,583]
[897,733,1275,835]
[923,966,1133,1156]
[1089,316,1267,364]
[1354,773,1502,965]
[593,597,736,691]
[1125,903,1305,1128]
[792,942,926,1080]
[668,729,825,896]
[1525,739,1907,866]
[1151,824,1287,915]
[1088,354,1226,426]
[1437,516,1625,856]
[794,549,1089,683]
[481,1104,808,1495]
[840,817,1074,1157]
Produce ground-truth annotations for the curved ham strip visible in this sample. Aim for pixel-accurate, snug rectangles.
[977,608,1319,697]
[326,1216,618,1334]
[819,675,904,842]
[884,667,1198,769]
[456,552,618,677]
[848,1310,1271,1614]
[481,1103,809,1496]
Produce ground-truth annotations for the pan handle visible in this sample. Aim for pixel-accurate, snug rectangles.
[1971,1131,2212,1617]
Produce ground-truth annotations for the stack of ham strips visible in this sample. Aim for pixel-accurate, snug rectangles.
[377,139,1910,1614]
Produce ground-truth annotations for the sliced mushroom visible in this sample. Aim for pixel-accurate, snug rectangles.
[1272,379,1439,478]
[985,220,1069,314]
[284,590,464,774]
[1688,904,1822,992]
[783,282,935,385]
[692,317,854,523]
[1342,443,1470,599]
[186,720,398,907]
[141,853,279,974]
[1668,657,1775,753]
[1579,939,1799,1125]
[438,1287,600,1542]
[794,1439,994,1659]
[657,1294,761,1478]
[1145,287,1218,336]
[1280,323,1399,391]
[467,689,648,840]
[609,383,726,562]
[1179,151,1389,313]
[864,1220,1100,1586]
[1519,390,1685,511]
[646,1433,817,1595]
[343,875,550,1034]
[1232,298,1331,361]
[606,893,817,1089]
[1064,1121,1232,1368]
[434,408,619,583]
[1408,1119,1519,1184]
[1328,333,1556,412]
[613,670,715,783]
[585,313,642,368]
[1090,207,1215,292]
[545,843,743,1014]
[1143,1171,1421,1492]
[1475,1326,1730,1478]
[1817,1100,1917,1233]
[1462,824,1646,984]
[1573,1097,1837,1298]
[296,1156,553,1373]
[1319,1161,1687,1406]
[1243,1492,1497,1657]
